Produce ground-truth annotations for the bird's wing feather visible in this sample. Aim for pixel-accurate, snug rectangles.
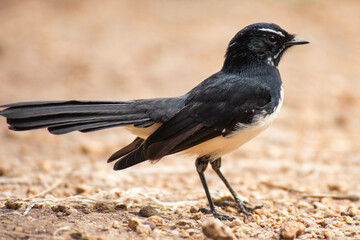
[143,74,272,160]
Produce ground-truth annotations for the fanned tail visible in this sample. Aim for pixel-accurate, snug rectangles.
[0,100,155,135]
[0,97,186,170]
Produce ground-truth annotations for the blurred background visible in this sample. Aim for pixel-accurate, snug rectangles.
[0,0,359,224]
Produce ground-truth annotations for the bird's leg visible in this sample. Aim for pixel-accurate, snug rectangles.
[210,158,263,216]
[195,156,234,221]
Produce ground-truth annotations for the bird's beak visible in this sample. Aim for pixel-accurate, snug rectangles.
[286,38,309,46]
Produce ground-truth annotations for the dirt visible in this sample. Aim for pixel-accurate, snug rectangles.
[0,0,360,239]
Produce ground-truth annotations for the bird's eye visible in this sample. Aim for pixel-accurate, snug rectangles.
[268,35,277,44]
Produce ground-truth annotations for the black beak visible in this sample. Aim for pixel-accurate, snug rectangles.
[286,38,309,46]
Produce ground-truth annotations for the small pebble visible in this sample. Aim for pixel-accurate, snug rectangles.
[73,204,92,214]
[51,205,72,216]
[313,202,327,210]
[190,205,198,213]
[349,207,360,217]
[5,200,22,210]
[13,226,23,232]
[147,215,165,226]
[112,220,120,229]
[230,219,243,227]
[323,230,334,239]
[139,206,158,217]
[192,212,203,220]
[189,229,202,235]
[345,216,355,225]
[352,215,360,221]
[39,160,53,172]
[26,187,38,195]
[143,221,156,230]
[94,201,110,212]
[179,229,190,238]
[82,208,92,214]
[75,185,90,194]
[319,219,331,227]
[0,166,9,176]
[323,210,337,218]
[254,206,270,217]
[202,219,236,240]
[175,219,195,229]
[33,204,44,209]
[332,220,345,227]
[128,217,143,231]
[296,200,312,209]
[70,232,83,240]
[136,224,152,234]
[70,232,94,240]
[327,183,343,192]
[280,220,305,239]
[115,204,127,210]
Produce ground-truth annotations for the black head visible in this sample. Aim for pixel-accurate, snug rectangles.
[223,23,309,71]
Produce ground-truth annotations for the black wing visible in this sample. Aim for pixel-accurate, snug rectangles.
[111,72,279,170]
[142,73,273,160]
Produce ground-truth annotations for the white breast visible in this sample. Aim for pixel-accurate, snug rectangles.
[183,86,284,159]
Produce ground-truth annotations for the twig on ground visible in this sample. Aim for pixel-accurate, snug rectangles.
[302,193,359,201]
[116,187,199,209]
[24,168,73,200]
[53,226,71,237]
[23,203,36,216]
[260,181,306,193]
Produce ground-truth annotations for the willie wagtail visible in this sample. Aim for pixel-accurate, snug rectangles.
[0,23,309,220]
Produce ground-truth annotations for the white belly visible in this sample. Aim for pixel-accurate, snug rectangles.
[183,87,284,158]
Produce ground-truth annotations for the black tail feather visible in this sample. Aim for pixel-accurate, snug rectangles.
[1,98,186,170]
[0,100,155,134]
[113,147,147,170]
[7,114,146,129]
[108,137,144,163]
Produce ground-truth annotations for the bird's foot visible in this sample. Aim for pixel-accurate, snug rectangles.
[218,200,263,216]
[199,207,235,221]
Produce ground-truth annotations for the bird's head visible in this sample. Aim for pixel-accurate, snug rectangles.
[223,23,309,71]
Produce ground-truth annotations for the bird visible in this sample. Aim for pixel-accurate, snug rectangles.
[0,23,308,220]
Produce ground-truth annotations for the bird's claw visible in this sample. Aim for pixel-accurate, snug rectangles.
[218,200,263,216]
[199,207,235,221]
[213,211,235,221]
[199,207,212,214]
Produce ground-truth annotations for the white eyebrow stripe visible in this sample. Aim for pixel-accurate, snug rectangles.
[258,28,285,37]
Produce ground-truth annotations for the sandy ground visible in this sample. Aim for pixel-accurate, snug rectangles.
[0,0,360,239]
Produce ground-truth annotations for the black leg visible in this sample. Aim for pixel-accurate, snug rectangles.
[195,156,234,221]
[210,158,263,216]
